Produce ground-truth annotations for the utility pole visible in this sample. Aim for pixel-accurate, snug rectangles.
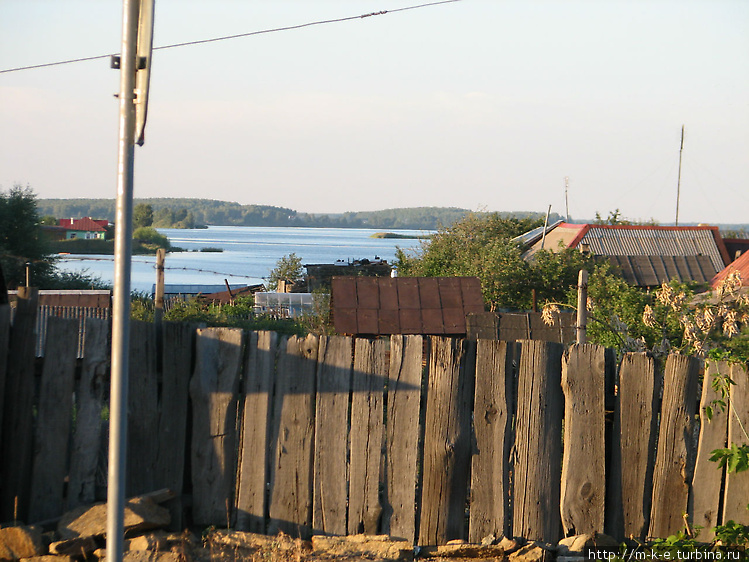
[108,1,154,560]
[675,125,685,226]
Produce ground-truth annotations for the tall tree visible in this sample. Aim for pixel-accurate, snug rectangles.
[133,203,154,228]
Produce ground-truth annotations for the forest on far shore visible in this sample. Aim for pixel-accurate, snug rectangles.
[37,198,564,230]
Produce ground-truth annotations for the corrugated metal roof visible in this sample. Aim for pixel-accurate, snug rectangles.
[331,276,484,335]
[609,255,717,286]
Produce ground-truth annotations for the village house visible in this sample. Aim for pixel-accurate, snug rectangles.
[57,217,109,240]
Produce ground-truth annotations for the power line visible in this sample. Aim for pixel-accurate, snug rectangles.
[0,0,462,75]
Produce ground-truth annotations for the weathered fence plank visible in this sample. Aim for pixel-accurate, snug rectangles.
[649,354,700,538]
[723,362,749,526]
[348,338,387,535]
[469,340,517,542]
[497,313,529,342]
[313,336,353,536]
[560,343,607,536]
[155,321,194,529]
[382,335,423,543]
[28,317,79,522]
[67,317,109,509]
[419,337,474,545]
[513,340,564,544]
[691,360,730,541]
[268,334,318,538]
[0,303,10,453]
[190,327,244,526]
[127,321,159,496]
[236,330,278,533]
[606,352,660,541]
[0,287,38,522]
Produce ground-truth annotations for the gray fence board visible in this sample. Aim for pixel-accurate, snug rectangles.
[28,317,79,522]
[348,338,387,535]
[127,321,159,497]
[313,336,353,536]
[267,334,318,538]
[649,354,700,538]
[155,321,194,529]
[692,360,730,540]
[190,327,244,526]
[67,318,109,509]
[512,339,564,543]
[0,303,10,454]
[236,330,278,533]
[560,343,607,536]
[382,335,423,543]
[606,352,660,541]
[0,288,38,522]
[723,363,749,526]
[469,340,516,542]
[419,337,474,545]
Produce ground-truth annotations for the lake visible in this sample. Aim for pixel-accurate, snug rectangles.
[55,226,430,293]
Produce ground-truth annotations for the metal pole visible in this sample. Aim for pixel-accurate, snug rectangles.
[107,1,140,560]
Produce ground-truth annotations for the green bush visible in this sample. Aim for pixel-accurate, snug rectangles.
[132,227,171,250]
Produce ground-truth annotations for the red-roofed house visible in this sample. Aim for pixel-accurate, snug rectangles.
[523,222,731,287]
[58,217,108,240]
[711,250,749,291]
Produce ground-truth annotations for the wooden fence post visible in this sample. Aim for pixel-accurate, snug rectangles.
[560,343,607,536]
[723,362,749,526]
[190,327,244,526]
[348,338,387,535]
[0,287,38,522]
[313,335,353,536]
[28,317,79,522]
[382,335,423,544]
[512,339,564,544]
[576,270,588,344]
[649,354,700,538]
[267,334,318,538]
[236,330,278,533]
[470,340,517,542]
[606,352,660,541]
[691,360,730,540]
[419,337,475,545]
[0,300,10,454]
[67,317,109,509]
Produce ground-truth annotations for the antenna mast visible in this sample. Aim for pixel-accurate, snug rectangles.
[564,176,570,222]
[675,125,685,226]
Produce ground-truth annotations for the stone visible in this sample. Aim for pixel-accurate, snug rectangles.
[557,532,619,555]
[18,557,73,562]
[498,537,522,555]
[49,535,99,557]
[311,534,414,561]
[57,497,170,540]
[509,544,551,562]
[480,534,496,546]
[126,532,168,552]
[418,543,507,558]
[0,525,45,561]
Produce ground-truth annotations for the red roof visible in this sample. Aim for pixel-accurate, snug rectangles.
[58,217,107,232]
[711,250,749,290]
[331,276,485,335]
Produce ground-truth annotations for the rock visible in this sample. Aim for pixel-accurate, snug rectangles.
[18,557,73,562]
[557,532,619,555]
[126,532,168,552]
[0,525,45,561]
[207,530,310,555]
[94,551,182,561]
[509,543,552,562]
[418,543,506,558]
[480,534,496,546]
[49,535,99,557]
[498,536,522,554]
[311,534,414,561]
[57,497,170,540]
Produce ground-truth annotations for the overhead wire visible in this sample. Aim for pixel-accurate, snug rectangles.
[0,0,463,75]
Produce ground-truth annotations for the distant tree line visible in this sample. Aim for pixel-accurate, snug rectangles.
[36,198,565,230]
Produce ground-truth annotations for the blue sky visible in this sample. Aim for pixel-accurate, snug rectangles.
[1,0,748,224]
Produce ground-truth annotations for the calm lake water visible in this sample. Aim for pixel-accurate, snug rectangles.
[55,226,429,293]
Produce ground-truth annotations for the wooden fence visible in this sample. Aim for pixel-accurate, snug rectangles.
[1,292,748,546]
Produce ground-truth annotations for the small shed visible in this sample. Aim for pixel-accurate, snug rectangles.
[331,276,484,336]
